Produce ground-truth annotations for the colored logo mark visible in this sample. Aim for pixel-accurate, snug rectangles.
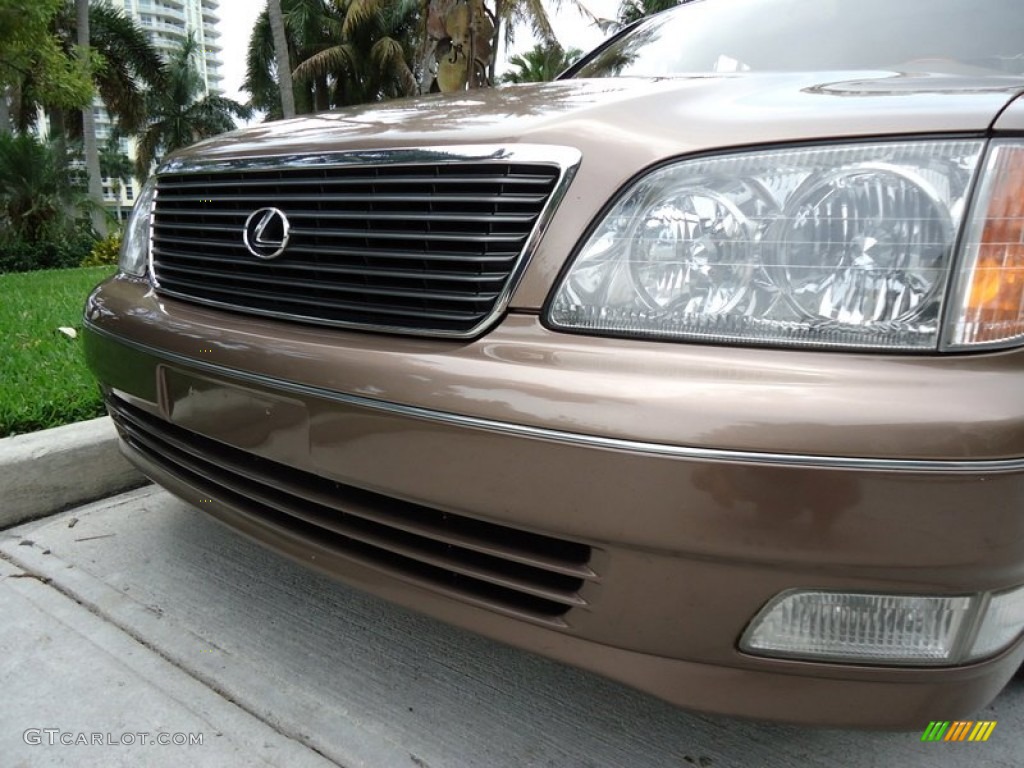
[921,721,997,742]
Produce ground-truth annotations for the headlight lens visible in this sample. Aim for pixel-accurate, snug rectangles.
[548,141,984,350]
[119,177,157,277]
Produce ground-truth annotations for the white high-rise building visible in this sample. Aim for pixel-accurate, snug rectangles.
[99,0,225,216]
[118,0,224,93]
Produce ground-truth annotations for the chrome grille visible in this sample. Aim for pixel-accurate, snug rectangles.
[151,149,572,336]
[107,395,596,621]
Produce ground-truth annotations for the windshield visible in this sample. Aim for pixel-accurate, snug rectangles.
[570,0,1024,78]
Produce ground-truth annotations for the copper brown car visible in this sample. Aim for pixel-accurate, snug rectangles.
[85,0,1024,727]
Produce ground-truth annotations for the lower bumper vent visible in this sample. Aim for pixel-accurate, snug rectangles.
[107,395,596,620]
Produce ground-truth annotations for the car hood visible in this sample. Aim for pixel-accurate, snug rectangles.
[180,71,1024,165]
[167,71,1024,309]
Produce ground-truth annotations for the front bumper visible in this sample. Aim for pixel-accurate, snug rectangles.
[84,275,1024,728]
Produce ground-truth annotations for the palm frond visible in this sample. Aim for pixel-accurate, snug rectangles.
[340,0,380,39]
[370,36,417,97]
[134,33,251,174]
[517,0,560,49]
[89,1,166,88]
[574,1,618,33]
[293,44,358,83]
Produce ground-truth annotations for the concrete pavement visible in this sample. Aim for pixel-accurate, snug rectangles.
[2,485,1022,767]
[0,416,145,529]
[0,551,333,768]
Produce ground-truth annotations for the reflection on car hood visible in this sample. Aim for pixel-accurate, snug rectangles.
[173,71,1024,167]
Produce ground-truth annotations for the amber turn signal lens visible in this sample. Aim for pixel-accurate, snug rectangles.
[948,143,1024,348]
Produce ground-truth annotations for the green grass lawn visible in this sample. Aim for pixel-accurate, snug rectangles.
[0,266,116,437]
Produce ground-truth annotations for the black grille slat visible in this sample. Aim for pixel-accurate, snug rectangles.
[264,245,521,263]
[155,254,512,284]
[155,221,528,246]
[108,396,594,619]
[157,209,538,226]
[152,160,560,334]
[290,211,538,225]
[153,235,242,252]
[155,267,503,304]
[157,283,484,324]
[157,192,550,207]
[152,222,241,236]
[156,242,522,264]
[287,229,524,245]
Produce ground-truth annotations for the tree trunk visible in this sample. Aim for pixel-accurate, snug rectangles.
[112,178,123,223]
[47,108,67,155]
[0,87,11,135]
[488,0,504,85]
[78,0,107,237]
[47,105,76,225]
[268,0,296,119]
[315,75,330,112]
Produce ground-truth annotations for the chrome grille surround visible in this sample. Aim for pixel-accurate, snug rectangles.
[150,145,581,337]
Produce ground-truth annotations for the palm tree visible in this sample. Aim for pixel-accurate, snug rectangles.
[421,0,577,90]
[245,0,339,118]
[98,134,132,223]
[134,33,252,179]
[419,0,492,91]
[293,0,419,106]
[268,0,297,118]
[82,1,166,134]
[500,43,582,83]
[10,1,165,139]
[247,0,421,115]
[6,0,164,234]
[617,0,683,27]
[0,0,93,135]
[489,0,559,81]
[77,0,106,236]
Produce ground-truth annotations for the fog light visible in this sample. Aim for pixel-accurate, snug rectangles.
[741,591,974,664]
[969,585,1024,660]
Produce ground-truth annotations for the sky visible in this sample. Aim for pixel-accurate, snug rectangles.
[214,0,621,106]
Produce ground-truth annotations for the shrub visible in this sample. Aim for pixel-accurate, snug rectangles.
[81,232,123,267]
[0,133,102,274]
[0,133,90,242]
[0,228,96,274]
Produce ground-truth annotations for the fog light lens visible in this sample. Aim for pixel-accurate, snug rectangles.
[742,591,973,664]
[969,585,1024,660]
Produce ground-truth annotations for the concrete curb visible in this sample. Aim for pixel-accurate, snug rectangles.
[0,416,147,529]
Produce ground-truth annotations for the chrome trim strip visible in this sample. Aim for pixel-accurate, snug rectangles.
[153,145,582,339]
[158,145,578,175]
[86,321,1024,476]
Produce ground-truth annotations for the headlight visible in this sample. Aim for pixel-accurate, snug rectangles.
[548,140,985,350]
[119,177,157,277]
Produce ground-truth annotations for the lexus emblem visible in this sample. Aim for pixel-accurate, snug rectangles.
[243,207,290,259]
